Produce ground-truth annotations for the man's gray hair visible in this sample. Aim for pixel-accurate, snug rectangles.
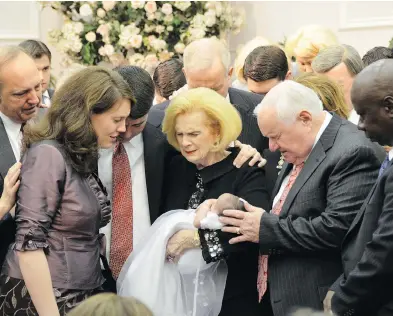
[312,44,364,76]
[254,80,323,124]
[0,46,28,91]
[183,37,231,72]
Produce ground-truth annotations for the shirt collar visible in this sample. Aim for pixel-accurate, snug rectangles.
[0,111,22,138]
[129,133,143,148]
[388,148,393,161]
[313,111,332,148]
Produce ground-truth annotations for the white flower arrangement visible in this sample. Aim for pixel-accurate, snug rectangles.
[44,1,245,71]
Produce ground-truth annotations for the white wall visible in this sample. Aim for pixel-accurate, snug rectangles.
[230,1,393,57]
[0,1,392,76]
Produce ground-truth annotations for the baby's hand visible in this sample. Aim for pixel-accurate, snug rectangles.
[193,199,217,228]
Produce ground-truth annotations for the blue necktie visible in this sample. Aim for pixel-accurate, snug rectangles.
[379,155,390,177]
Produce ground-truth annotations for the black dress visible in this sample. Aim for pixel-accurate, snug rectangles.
[163,148,271,316]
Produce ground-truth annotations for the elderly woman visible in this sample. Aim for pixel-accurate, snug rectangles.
[161,87,270,316]
[285,25,338,73]
[0,67,134,316]
[295,72,350,119]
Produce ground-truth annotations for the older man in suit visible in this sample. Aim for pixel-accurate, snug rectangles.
[325,59,393,316]
[212,81,383,316]
[0,46,42,268]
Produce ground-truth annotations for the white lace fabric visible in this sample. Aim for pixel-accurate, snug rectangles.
[117,209,228,316]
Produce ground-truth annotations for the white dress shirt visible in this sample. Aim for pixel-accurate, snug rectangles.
[389,148,393,161]
[272,112,333,207]
[42,90,51,107]
[348,109,360,125]
[98,133,151,261]
[0,111,22,161]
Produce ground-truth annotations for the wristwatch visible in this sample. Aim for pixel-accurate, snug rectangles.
[193,230,201,247]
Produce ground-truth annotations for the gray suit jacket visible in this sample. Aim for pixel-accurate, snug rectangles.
[258,114,381,316]
[331,159,393,316]
[0,117,17,269]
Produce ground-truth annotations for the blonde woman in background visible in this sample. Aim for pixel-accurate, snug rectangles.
[285,25,338,73]
[295,72,350,119]
[232,36,272,91]
[67,294,153,316]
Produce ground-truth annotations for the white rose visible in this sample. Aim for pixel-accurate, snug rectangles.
[151,38,167,51]
[164,14,173,23]
[204,10,216,27]
[161,3,173,15]
[155,25,165,34]
[205,2,215,11]
[147,13,155,21]
[131,1,145,9]
[102,1,116,11]
[69,35,83,53]
[192,14,205,28]
[144,24,155,32]
[61,22,74,36]
[189,27,206,41]
[98,46,106,56]
[128,53,145,66]
[214,2,223,17]
[174,1,191,12]
[73,22,84,34]
[174,42,185,54]
[154,11,163,20]
[144,1,157,14]
[167,25,174,32]
[97,24,111,37]
[85,31,96,42]
[79,3,93,17]
[103,44,115,56]
[130,34,143,48]
[97,8,106,18]
[145,53,159,66]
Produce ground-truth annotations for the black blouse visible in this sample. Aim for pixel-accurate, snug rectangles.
[164,148,271,310]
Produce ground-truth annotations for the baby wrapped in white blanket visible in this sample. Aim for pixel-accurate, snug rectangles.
[117,194,244,316]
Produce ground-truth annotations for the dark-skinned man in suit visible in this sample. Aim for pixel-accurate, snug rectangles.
[325,59,393,316]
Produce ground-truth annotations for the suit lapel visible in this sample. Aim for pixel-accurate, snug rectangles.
[280,143,326,217]
[143,125,162,222]
[271,162,292,201]
[0,117,16,179]
[279,114,342,218]
[344,159,393,242]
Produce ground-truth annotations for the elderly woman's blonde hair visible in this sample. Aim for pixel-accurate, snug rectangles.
[162,87,242,153]
[295,72,349,119]
[285,25,338,61]
[67,293,153,316]
[234,36,272,84]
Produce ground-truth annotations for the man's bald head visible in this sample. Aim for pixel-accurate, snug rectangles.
[352,59,393,146]
[352,59,393,106]
[0,46,41,123]
[182,38,233,97]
